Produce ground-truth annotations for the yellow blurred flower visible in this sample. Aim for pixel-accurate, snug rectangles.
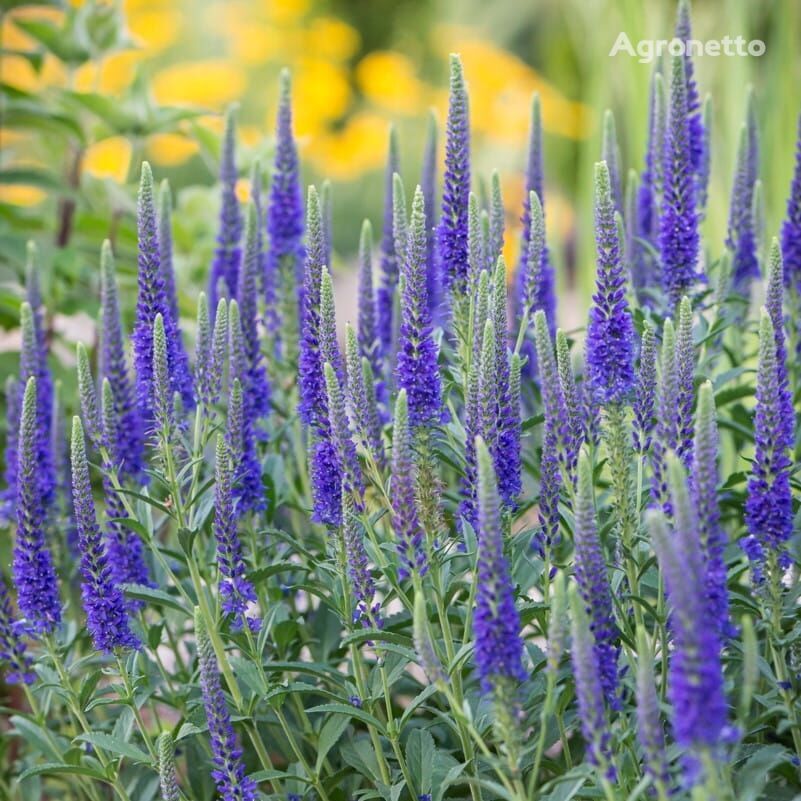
[235,177,251,204]
[304,17,360,61]
[84,136,132,182]
[0,184,47,207]
[306,112,387,180]
[74,51,144,94]
[292,58,351,136]
[240,126,263,147]
[356,51,426,115]
[262,0,310,25]
[153,60,246,109]
[128,8,183,52]
[218,18,281,65]
[147,133,200,166]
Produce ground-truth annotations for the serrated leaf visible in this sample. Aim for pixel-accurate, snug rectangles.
[315,714,349,773]
[77,732,151,764]
[306,703,387,736]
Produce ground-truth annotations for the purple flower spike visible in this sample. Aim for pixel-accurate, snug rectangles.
[569,583,613,773]
[195,294,228,411]
[473,436,526,694]
[691,381,732,639]
[573,450,620,709]
[213,434,259,631]
[345,324,385,468]
[1,376,20,522]
[158,180,181,325]
[99,241,144,479]
[14,377,61,635]
[100,379,151,594]
[632,322,657,454]
[378,126,401,352]
[764,239,793,452]
[342,489,379,628]
[650,318,677,513]
[421,111,439,313]
[0,573,34,684]
[744,309,794,573]
[209,108,243,309]
[324,362,364,506]
[675,0,705,182]
[675,296,696,467]
[651,456,728,760]
[780,112,801,293]
[267,70,305,349]
[309,431,342,528]
[396,185,442,429]
[438,54,471,300]
[637,68,666,255]
[227,306,264,515]
[133,162,193,422]
[298,186,327,429]
[487,172,504,271]
[18,297,55,510]
[601,110,623,213]
[71,416,139,652]
[635,629,670,792]
[238,203,271,423]
[194,608,258,801]
[390,390,427,581]
[659,55,700,307]
[727,96,760,294]
[356,220,382,384]
[76,342,104,449]
[586,162,635,405]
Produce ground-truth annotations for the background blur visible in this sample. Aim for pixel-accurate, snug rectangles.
[1,0,800,361]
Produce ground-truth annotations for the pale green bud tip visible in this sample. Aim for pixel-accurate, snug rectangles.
[594,160,611,199]
[140,161,153,186]
[360,218,372,243]
[449,53,464,85]
[70,415,85,449]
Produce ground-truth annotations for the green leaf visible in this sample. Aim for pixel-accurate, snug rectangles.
[305,703,387,736]
[121,584,189,615]
[77,732,151,765]
[11,716,67,763]
[315,714,349,773]
[735,744,789,801]
[17,763,108,783]
[405,729,436,796]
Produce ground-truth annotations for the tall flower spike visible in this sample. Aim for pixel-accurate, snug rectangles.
[0,573,34,684]
[396,185,442,429]
[473,436,526,693]
[320,179,333,269]
[227,306,264,514]
[71,416,138,652]
[158,179,180,324]
[651,318,678,511]
[249,160,267,301]
[569,582,613,772]
[586,161,635,405]
[744,309,794,573]
[267,69,305,355]
[692,381,732,639]
[781,112,801,292]
[764,238,793,452]
[421,110,439,312]
[675,0,705,180]
[390,390,426,580]
[238,203,271,422]
[357,219,381,382]
[675,296,695,467]
[467,192,482,294]
[533,426,561,560]
[76,342,104,448]
[298,186,328,428]
[14,378,61,634]
[519,190,546,319]
[635,628,670,792]
[697,94,712,213]
[659,55,700,307]
[377,125,401,351]
[345,324,384,467]
[342,489,379,628]
[194,608,258,801]
[18,300,55,507]
[51,380,76,553]
[488,171,504,270]
[632,322,657,455]
[99,240,143,478]
[477,318,499,457]
[573,449,620,709]
[413,590,445,685]
[324,362,364,505]
[100,378,151,593]
[195,294,228,410]
[133,162,193,420]
[1,376,20,520]
[726,99,760,294]
[319,267,343,377]
[392,173,409,294]
[601,110,623,212]
[151,314,172,434]
[652,457,728,755]
[158,732,181,801]
[213,434,258,631]
[209,107,242,308]
[438,53,471,300]
[637,67,666,247]
[555,329,583,474]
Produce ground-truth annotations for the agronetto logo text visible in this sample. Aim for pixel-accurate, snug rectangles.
[609,32,765,63]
